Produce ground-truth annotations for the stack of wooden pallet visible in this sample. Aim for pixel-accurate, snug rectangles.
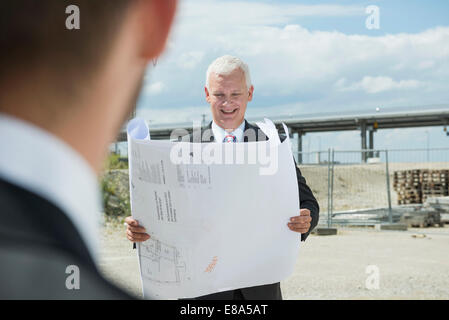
[394,170,422,205]
[421,170,449,202]
[394,169,449,204]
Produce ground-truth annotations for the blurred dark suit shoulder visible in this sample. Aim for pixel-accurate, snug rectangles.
[0,177,133,299]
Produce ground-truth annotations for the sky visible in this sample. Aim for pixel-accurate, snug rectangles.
[130,0,449,159]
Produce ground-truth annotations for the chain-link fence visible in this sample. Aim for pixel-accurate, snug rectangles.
[298,148,449,227]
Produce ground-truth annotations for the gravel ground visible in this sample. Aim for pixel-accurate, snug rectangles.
[98,219,449,300]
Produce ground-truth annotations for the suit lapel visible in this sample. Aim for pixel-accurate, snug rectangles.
[206,121,215,142]
[244,120,268,142]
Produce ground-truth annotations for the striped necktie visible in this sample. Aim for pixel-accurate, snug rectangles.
[223,134,237,143]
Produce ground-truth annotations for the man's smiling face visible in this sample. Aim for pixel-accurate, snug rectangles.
[205,68,254,131]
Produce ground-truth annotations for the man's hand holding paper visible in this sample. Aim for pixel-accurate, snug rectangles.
[288,209,312,234]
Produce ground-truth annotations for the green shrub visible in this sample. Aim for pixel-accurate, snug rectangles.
[100,169,130,218]
[105,153,128,170]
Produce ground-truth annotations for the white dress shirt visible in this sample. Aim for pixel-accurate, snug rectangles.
[211,120,245,143]
[0,113,101,263]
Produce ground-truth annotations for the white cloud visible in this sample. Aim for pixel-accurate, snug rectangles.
[177,51,205,70]
[178,1,365,28]
[143,81,165,96]
[165,16,449,96]
[417,60,436,70]
[335,76,425,94]
[138,0,449,127]
[136,105,211,124]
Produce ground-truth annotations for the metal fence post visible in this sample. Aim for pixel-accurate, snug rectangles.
[330,149,335,227]
[385,149,393,223]
[327,148,331,228]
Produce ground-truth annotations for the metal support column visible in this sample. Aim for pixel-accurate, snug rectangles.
[368,128,374,159]
[360,120,367,163]
[327,149,331,228]
[330,149,335,226]
[288,127,294,139]
[385,150,393,223]
[297,131,303,164]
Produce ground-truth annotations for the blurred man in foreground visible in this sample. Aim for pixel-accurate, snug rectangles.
[0,0,177,299]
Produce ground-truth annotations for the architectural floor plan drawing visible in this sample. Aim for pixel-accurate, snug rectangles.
[139,238,187,285]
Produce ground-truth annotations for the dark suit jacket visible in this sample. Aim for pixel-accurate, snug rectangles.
[0,177,134,299]
[186,120,320,300]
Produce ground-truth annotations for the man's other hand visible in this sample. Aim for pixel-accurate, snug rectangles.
[125,216,150,242]
[287,208,312,234]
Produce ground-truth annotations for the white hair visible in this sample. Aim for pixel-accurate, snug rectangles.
[206,55,252,90]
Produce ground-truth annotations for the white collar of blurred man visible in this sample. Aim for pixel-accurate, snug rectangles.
[0,114,101,260]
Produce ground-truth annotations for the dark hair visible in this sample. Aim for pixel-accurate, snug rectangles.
[0,0,132,85]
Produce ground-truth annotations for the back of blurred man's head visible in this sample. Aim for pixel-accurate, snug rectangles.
[0,0,176,171]
[0,1,129,84]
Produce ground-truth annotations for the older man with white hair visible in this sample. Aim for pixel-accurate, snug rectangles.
[126,55,319,300]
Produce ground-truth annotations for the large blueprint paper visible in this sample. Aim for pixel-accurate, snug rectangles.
[127,118,300,299]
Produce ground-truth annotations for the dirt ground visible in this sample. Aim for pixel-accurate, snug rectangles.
[98,219,449,300]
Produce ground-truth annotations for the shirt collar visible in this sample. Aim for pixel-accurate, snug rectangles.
[0,113,101,263]
[211,120,246,143]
